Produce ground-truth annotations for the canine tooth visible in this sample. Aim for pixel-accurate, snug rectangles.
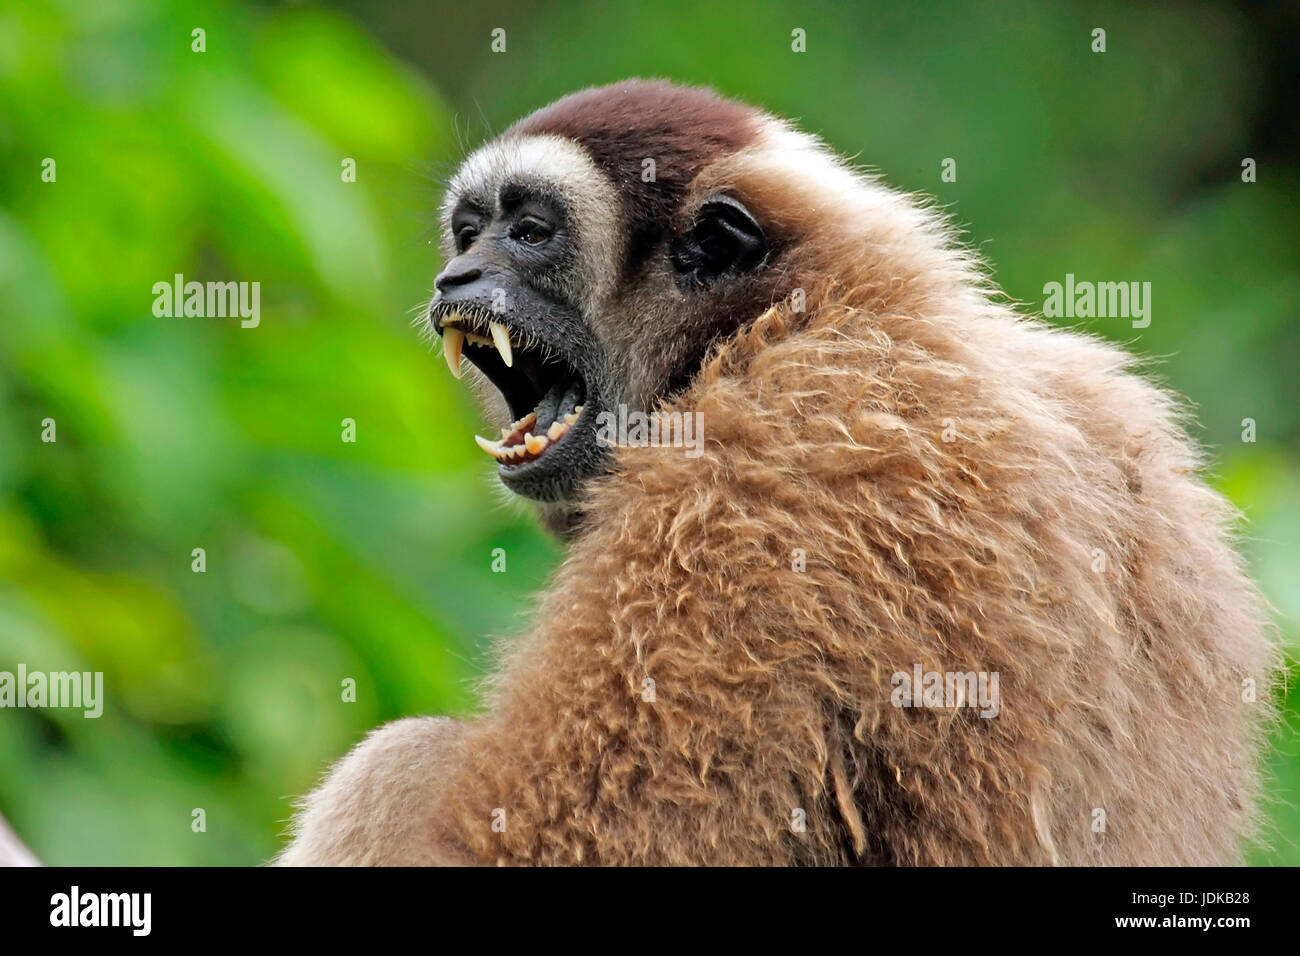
[523,432,548,455]
[489,321,513,367]
[474,434,503,457]
[547,421,567,441]
[443,327,465,378]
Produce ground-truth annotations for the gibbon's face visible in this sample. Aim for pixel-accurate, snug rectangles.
[426,81,785,533]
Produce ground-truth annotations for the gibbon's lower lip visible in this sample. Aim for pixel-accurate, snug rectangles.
[433,307,588,469]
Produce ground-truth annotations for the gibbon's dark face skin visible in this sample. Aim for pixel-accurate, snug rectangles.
[429,186,606,505]
[430,189,768,507]
[427,82,773,533]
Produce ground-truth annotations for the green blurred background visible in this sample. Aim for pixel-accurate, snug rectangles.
[0,0,1296,864]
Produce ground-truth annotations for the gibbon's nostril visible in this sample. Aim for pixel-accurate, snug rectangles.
[434,262,483,292]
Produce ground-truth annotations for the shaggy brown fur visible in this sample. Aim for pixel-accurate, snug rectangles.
[281,82,1277,866]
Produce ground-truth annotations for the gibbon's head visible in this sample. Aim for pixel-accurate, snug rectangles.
[427,79,938,534]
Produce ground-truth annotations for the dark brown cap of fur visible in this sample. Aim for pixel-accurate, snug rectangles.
[508,80,762,276]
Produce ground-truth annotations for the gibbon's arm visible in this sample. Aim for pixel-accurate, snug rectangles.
[277,716,472,865]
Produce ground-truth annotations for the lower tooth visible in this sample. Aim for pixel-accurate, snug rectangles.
[547,421,567,441]
[474,434,503,458]
[523,433,548,455]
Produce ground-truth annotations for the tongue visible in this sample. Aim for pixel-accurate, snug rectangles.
[533,382,566,434]
[533,379,584,434]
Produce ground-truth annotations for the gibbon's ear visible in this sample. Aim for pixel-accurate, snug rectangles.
[671,195,767,286]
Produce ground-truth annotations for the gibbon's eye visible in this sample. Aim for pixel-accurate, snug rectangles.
[511,216,554,246]
[455,224,480,253]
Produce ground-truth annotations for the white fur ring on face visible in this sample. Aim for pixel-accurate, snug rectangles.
[442,133,625,313]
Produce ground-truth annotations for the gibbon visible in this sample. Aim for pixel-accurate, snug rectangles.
[279,80,1277,866]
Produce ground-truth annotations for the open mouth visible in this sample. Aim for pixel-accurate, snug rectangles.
[431,304,590,476]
